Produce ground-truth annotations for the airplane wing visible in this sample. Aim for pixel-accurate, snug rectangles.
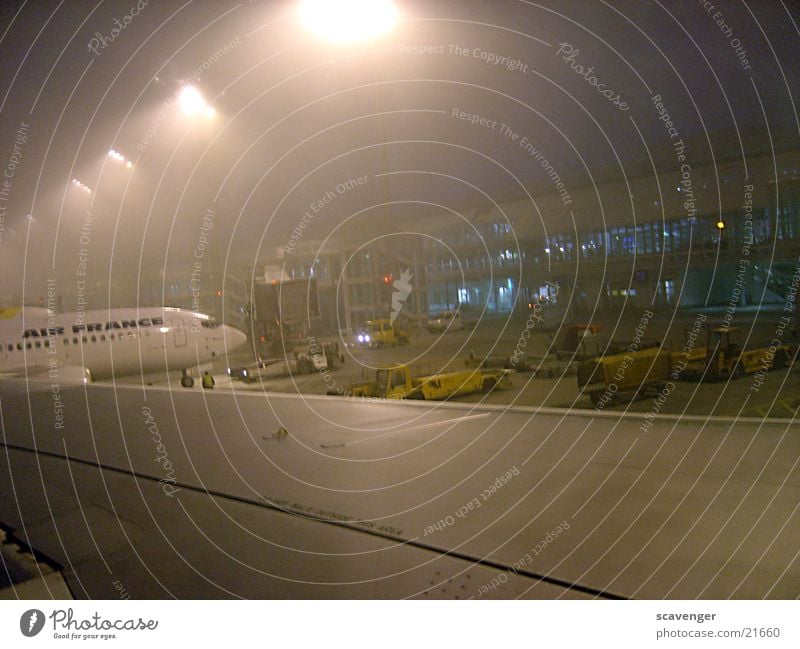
[0,380,797,599]
[0,366,91,384]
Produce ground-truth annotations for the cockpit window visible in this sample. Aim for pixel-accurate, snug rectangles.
[200,319,219,329]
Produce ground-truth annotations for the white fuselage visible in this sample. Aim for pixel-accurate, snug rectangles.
[0,306,247,380]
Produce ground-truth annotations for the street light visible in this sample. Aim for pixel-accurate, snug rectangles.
[71,178,92,193]
[297,0,399,330]
[108,149,134,168]
[298,0,398,43]
[179,85,215,118]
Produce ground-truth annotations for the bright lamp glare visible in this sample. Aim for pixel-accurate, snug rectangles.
[179,86,206,116]
[298,0,398,43]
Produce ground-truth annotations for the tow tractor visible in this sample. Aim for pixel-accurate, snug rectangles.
[684,325,794,380]
[337,363,512,400]
[355,319,410,348]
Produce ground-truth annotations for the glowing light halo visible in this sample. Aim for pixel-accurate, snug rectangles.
[298,0,398,43]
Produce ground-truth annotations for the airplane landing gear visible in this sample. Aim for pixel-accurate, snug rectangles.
[181,370,194,388]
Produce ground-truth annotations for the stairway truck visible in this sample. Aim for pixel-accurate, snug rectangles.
[340,364,512,400]
[577,348,672,407]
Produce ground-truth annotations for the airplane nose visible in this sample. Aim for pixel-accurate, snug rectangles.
[223,325,247,350]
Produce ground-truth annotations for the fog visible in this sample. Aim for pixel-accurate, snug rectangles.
[0,0,797,311]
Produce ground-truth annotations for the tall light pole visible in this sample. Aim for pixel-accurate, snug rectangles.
[297,0,399,331]
[297,0,398,43]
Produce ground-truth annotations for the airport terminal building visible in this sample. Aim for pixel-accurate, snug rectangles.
[252,148,799,332]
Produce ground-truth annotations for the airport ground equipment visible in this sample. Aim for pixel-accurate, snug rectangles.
[683,325,794,380]
[228,345,331,382]
[355,319,410,347]
[552,323,604,360]
[552,322,661,362]
[577,347,673,406]
[465,352,533,372]
[338,363,512,400]
[752,263,800,336]
[227,358,281,382]
[427,310,467,333]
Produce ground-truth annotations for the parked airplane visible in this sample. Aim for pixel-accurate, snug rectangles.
[0,306,247,386]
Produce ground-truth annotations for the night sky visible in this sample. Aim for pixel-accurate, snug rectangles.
[0,0,797,304]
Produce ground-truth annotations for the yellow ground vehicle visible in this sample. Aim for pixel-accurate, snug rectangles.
[341,363,512,400]
[684,326,794,379]
[553,323,604,360]
[355,319,410,348]
[577,348,672,406]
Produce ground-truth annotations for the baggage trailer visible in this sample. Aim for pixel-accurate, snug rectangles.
[338,363,512,400]
[577,347,672,406]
